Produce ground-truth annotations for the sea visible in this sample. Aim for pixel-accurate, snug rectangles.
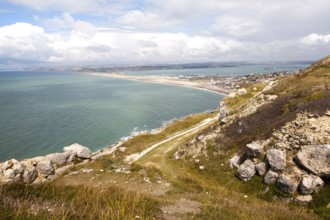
[0,62,310,161]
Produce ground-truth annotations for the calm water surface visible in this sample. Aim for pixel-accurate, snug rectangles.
[0,71,223,161]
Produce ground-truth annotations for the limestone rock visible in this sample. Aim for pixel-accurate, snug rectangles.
[63,143,92,159]
[264,95,278,101]
[299,175,324,195]
[264,170,278,185]
[219,107,229,119]
[228,92,236,98]
[11,159,23,174]
[12,174,22,183]
[246,142,264,157]
[237,88,247,96]
[22,166,38,183]
[295,195,313,204]
[295,145,330,178]
[3,169,15,179]
[229,155,245,168]
[36,159,54,176]
[276,175,298,194]
[266,149,286,171]
[46,152,70,167]
[255,162,267,176]
[3,160,13,170]
[236,160,256,181]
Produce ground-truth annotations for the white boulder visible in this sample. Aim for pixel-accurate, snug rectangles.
[63,143,92,159]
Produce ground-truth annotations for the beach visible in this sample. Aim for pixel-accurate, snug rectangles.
[87,73,232,95]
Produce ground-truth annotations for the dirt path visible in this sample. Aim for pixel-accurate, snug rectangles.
[124,116,217,164]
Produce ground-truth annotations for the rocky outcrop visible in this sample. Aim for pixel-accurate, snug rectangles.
[22,166,38,183]
[295,145,330,178]
[276,175,299,194]
[46,152,71,167]
[266,149,286,171]
[36,159,54,176]
[255,162,267,176]
[64,143,92,159]
[236,159,256,181]
[299,175,324,195]
[264,170,278,185]
[246,142,264,157]
[0,143,92,184]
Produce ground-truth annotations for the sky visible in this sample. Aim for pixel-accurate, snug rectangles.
[0,0,330,66]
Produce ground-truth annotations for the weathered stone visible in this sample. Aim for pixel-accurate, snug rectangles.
[229,154,245,169]
[36,159,54,176]
[219,107,229,119]
[295,145,330,178]
[266,149,286,171]
[236,160,256,181]
[276,175,298,194]
[264,170,278,185]
[22,166,38,183]
[246,142,264,158]
[237,88,247,96]
[3,169,15,179]
[63,143,92,159]
[3,159,14,170]
[46,152,70,167]
[12,174,22,183]
[255,162,267,176]
[295,195,313,204]
[228,92,236,98]
[299,175,324,195]
[11,159,23,174]
[264,95,278,101]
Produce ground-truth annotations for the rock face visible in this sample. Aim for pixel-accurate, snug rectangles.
[47,152,70,167]
[236,160,256,181]
[22,166,38,183]
[299,175,324,195]
[266,149,286,171]
[246,142,264,157]
[255,162,267,176]
[11,159,23,174]
[219,106,229,119]
[295,145,330,178]
[64,143,92,159]
[295,195,313,204]
[0,143,93,185]
[3,169,15,179]
[36,159,54,176]
[228,155,241,168]
[264,170,278,185]
[276,175,298,194]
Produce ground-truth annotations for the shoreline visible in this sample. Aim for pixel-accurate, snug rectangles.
[86,72,231,95]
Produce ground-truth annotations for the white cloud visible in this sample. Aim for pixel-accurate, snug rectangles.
[0,22,242,64]
[44,13,97,35]
[117,10,179,30]
[0,23,59,62]
[301,33,330,45]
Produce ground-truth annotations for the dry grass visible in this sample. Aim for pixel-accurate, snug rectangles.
[0,183,160,220]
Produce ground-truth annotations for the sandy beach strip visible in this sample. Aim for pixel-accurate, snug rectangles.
[87,73,231,95]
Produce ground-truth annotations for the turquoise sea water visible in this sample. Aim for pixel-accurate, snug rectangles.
[0,71,223,161]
